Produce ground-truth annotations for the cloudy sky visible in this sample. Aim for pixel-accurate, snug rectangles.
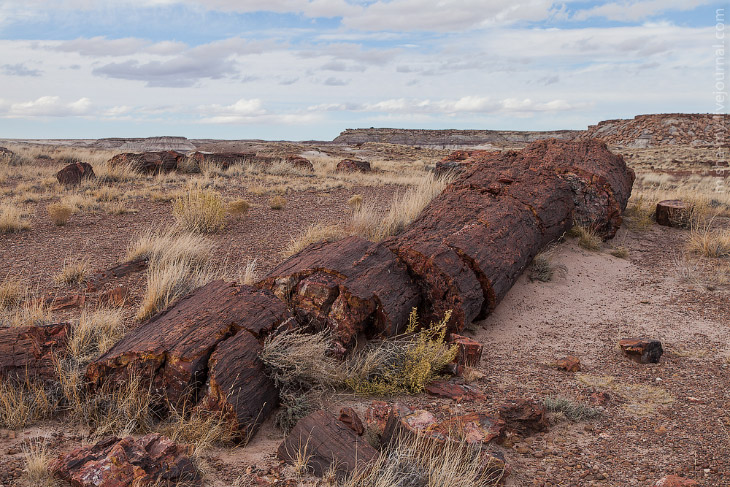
[0,0,724,140]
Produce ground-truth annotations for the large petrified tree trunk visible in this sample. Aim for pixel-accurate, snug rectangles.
[86,280,290,408]
[0,323,69,381]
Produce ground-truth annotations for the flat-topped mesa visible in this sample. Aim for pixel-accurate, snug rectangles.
[384,139,634,331]
[257,236,421,348]
[333,128,581,147]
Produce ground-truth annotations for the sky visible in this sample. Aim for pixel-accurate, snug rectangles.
[0,0,726,140]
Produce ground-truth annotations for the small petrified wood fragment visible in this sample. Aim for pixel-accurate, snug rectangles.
[278,410,378,478]
[0,323,70,381]
[656,200,689,227]
[619,338,663,364]
[498,398,548,436]
[56,162,95,186]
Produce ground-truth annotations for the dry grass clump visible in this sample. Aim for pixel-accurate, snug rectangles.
[270,195,287,210]
[568,225,602,251]
[22,440,56,487]
[54,259,89,285]
[68,307,126,364]
[1,298,52,327]
[227,199,251,216]
[345,309,457,395]
[687,216,730,258]
[544,396,602,422]
[624,195,655,230]
[347,194,363,211]
[0,378,57,429]
[159,406,238,454]
[610,246,630,259]
[231,259,258,286]
[528,251,567,282]
[173,189,226,234]
[351,173,448,241]
[47,202,73,226]
[129,228,216,320]
[282,224,347,257]
[0,278,25,310]
[0,203,31,233]
[345,434,503,487]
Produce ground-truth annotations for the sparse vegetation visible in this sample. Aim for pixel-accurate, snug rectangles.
[528,251,567,282]
[47,202,73,226]
[544,395,602,421]
[0,278,25,310]
[67,307,126,364]
[687,216,730,258]
[610,246,629,259]
[283,224,346,257]
[227,198,251,216]
[347,194,363,211]
[0,378,56,429]
[569,225,602,251]
[0,203,31,233]
[173,188,226,233]
[22,440,56,487]
[270,195,287,210]
[54,259,89,285]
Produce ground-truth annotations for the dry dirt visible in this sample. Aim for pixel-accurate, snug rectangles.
[0,142,728,486]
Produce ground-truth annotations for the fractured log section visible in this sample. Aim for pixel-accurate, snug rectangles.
[85,280,290,407]
[0,323,70,381]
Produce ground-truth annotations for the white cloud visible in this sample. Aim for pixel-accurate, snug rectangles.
[0,96,93,117]
[573,0,717,22]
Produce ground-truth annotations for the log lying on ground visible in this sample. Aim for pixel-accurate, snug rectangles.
[278,410,378,478]
[85,257,149,291]
[258,236,421,347]
[108,151,182,174]
[0,323,70,381]
[86,280,290,407]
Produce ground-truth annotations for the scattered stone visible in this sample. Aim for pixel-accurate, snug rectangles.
[449,333,483,366]
[99,285,129,307]
[653,475,699,486]
[619,338,663,364]
[278,410,378,478]
[51,433,200,487]
[0,323,70,381]
[498,398,548,436]
[339,407,365,435]
[425,380,486,402]
[285,155,314,171]
[56,162,95,186]
[336,158,371,173]
[656,200,689,227]
[556,355,581,372]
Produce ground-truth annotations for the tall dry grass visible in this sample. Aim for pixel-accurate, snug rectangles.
[173,189,226,233]
[0,203,31,233]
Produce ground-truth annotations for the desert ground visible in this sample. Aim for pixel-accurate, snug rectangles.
[0,118,729,487]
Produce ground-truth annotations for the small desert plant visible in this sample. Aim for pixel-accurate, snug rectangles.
[126,228,213,267]
[569,225,602,251]
[0,203,31,233]
[687,216,730,258]
[173,189,226,234]
[275,389,321,434]
[0,278,25,310]
[68,307,126,364]
[54,259,89,285]
[610,246,629,259]
[22,440,56,487]
[1,298,52,327]
[270,195,287,210]
[528,251,567,282]
[347,194,363,211]
[282,224,346,257]
[344,433,503,487]
[227,199,251,216]
[345,309,458,395]
[233,259,258,286]
[544,395,602,421]
[159,405,237,454]
[624,195,655,230]
[136,259,214,320]
[47,202,73,226]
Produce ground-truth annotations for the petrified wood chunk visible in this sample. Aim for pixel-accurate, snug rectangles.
[336,158,371,173]
[0,323,70,381]
[86,257,149,291]
[619,338,663,364]
[656,200,688,227]
[555,355,581,372]
[51,433,200,487]
[189,151,256,169]
[339,407,365,435]
[197,330,279,439]
[498,398,548,436]
[449,333,483,367]
[278,410,378,478]
[259,236,420,346]
[86,280,290,406]
[109,151,182,174]
[286,155,315,171]
[56,162,95,186]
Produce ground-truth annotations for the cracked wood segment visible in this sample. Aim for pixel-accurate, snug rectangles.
[0,323,69,381]
[86,280,290,406]
[198,330,278,439]
[86,257,148,291]
[277,410,378,478]
[259,236,420,346]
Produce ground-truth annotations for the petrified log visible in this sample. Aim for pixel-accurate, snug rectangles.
[336,158,371,173]
[339,407,365,435]
[0,323,69,381]
[197,330,279,439]
[51,433,200,487]
[656,200,688,227]
[619,338,663,364]
[86,280,290,406]
[286,155,315,171]
[56,162,95,186]
[189,151,256,169]
[86,257,149,291]
[277,410,378,478]
[385,139,634,331]
[259,236,420,347]
[109,151,182,174]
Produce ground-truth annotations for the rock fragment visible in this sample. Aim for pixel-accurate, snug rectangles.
[619,338,663,364]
